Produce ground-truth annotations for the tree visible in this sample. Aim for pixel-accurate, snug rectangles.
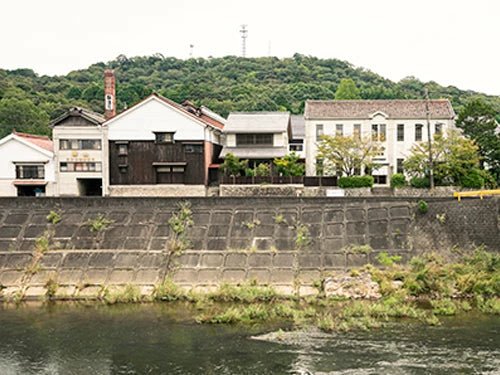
[456,97,500,182]
[316,135,381,176]
[403,131,490,187]
[273,152,305,176]
[220,153,248,176]
[0,98,50,138]
[335,78,361,100]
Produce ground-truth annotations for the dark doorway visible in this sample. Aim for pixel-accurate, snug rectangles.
[17,185,46,197]
[77,178,102,196]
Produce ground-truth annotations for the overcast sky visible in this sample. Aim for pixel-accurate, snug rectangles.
[1,0,499,95]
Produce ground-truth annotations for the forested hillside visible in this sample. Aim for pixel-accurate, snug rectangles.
[0,53,499,138]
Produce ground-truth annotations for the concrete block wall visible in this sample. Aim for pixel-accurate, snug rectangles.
[0,197,498,298]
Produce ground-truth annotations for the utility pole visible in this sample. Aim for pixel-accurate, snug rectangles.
[240,25,248,57]
[425,88,434,189]
[189,44,194,58]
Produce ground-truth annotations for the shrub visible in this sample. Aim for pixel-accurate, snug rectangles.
[390,173,406,188]
[255,163,271,177]
[338,175,374,188]
[376,251,402,267]
[417,200,429,214]
[410,176,430,188]
[459,168,484,188]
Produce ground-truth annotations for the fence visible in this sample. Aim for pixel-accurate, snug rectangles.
[220,175,338,186]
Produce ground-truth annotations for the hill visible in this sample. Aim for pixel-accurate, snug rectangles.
[0,53,499,138]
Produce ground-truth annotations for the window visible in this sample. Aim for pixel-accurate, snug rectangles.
[372,124,386,141]
[118,144,128,156]
[155,132,174,143]
[316,158,324,176]
[415,124,423,141]
[397,124,405,142]
[336,124,343,137]
[397,158,404,174]
[236,134,273,146]
[289,143,304,152]
[185,144,203,153]
[316,124,324,141]
[435,123,443,135]
[373,175,387,185]
[15,164,44,179]
[353,124,361,140]
[59,139,101,150]
[60,162,102,172]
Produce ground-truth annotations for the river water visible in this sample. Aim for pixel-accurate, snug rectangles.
[0,303,498,375]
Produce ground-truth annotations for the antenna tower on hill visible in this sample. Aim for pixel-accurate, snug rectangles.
[240,24,248,57]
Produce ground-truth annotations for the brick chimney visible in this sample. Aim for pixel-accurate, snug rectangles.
[104,69,116,119]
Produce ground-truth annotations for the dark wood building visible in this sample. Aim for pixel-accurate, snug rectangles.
[104,94,224,190]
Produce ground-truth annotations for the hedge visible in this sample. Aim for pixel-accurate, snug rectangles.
[338,175,374,188]
[390,173,406,188]
[410,176,430,189]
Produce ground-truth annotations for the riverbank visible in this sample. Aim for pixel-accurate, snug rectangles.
[2,248,498,333]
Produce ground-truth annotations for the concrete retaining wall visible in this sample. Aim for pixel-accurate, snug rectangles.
[0,197,498,299]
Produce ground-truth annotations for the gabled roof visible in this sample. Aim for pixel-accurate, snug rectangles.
[0,131,53,156]
[13,131,53,152]
[51,107,105,127]
[104,93,225,130]
[224,112,291,133]
[305,99,455,120]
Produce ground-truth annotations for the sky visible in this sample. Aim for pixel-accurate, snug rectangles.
[1,0,499,95]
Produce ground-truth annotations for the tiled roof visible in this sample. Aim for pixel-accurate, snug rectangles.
[155,94,225,130]
[305,99,455,120]
[51,107,106,127]
[13,131,53,152]
[220,146,288,159]
[225,112,290,133]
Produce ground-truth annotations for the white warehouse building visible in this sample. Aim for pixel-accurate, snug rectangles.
[304,99,456,184]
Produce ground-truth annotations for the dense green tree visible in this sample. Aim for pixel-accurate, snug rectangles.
[404,131,493,187]
[317,135,381,176]
[0,98,50,138]
[273,152,305,176]
[456,97,500,182]
[335,78,361,100]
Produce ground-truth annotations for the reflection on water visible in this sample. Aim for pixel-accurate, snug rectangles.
[0,303,498,374]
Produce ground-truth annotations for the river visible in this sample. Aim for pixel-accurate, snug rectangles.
[0,303,498,374]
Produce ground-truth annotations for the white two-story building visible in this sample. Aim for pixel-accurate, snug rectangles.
[51,107,106,196]
[220,112,291,167]
[304,99,456,184]
[0,131,55,196]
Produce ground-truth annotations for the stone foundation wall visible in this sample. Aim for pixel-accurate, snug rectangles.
[108,185,207,197]
[0,197,498,300]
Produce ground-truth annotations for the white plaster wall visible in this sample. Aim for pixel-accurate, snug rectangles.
[0,137,54,196]
[305,117,455,181]
[226,134,236,147]
[107,98,207,141]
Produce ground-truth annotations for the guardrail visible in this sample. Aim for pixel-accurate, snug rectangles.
[453,189,500,201]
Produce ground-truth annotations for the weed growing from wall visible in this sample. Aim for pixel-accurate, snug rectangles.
[46,210,61,225]
[86,214,114,249]
[87,214,113,233]
[167,201,194,255]
[417,200,429,214]
[295,223,311,250]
